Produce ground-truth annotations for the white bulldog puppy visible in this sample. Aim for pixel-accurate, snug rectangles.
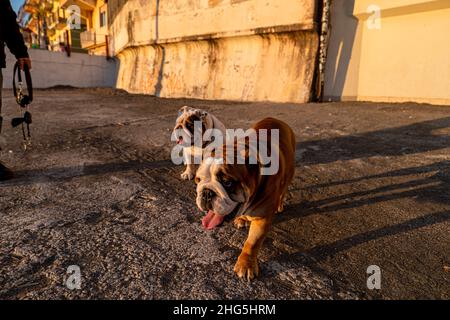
[172,106,226,180]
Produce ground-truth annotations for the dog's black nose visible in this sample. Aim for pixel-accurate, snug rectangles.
[202,189,216,202]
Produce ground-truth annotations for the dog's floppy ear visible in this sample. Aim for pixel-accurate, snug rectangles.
[194,109,208,120]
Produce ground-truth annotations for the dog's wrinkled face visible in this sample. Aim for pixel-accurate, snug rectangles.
[173,106,208,146]
[195,146,260,229]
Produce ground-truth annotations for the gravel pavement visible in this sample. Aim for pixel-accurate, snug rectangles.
[0,88,449,299]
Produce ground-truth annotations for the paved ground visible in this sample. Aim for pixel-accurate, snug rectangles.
[0,88,449,299]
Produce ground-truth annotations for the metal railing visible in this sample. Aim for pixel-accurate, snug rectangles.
[80,30,107,49]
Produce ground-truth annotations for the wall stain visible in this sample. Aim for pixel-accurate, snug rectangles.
[154,45,166,97]
[154,0,165,97]
[206,39,220,99]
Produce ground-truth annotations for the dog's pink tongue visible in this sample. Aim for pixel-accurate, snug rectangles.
[202,210,225,230]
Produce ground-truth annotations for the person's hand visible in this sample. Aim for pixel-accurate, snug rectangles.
[17,57,32,71]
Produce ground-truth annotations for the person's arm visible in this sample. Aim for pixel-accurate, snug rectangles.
[1,0,31,70]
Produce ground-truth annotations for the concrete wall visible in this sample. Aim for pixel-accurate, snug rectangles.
[324,0,450,105]
[3,48,117,89]
[108,0,319,103]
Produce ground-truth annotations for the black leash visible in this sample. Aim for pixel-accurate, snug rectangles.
[11,61,33,150]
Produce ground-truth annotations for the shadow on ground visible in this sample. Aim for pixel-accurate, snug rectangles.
[299,117,450,165]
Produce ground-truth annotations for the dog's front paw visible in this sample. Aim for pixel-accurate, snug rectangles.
[233,217,250,229]
[234,254,259,281]
[181,170,195,180]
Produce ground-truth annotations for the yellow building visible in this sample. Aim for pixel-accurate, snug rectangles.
[46,0,69,51]
[324,0,450,105]
[79,0,109,56]
[55,0,109,55]
[21,0,108,56]
[21,0,76,52]
[21,0,53,49]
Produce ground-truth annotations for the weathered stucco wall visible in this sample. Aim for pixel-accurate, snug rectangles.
[108,0,319,102]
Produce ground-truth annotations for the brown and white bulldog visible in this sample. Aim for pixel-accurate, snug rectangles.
[173,106,226,180]
[194,117,296,280]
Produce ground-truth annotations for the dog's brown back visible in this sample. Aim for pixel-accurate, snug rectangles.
[241,117,296,218]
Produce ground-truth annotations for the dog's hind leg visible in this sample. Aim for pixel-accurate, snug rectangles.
[277,184,290,213]
[277,194,286,213]
[277,161,295,213]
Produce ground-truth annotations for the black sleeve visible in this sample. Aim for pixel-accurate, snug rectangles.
[0,0,29,59]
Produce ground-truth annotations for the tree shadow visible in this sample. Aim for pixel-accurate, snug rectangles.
[277,160,450,226]
[273,209,449,265]
[268,161,450,282]
[269,159,450,282]
[264,206,448,297]
[304,210,450,261]
[0,159,175,187]
[298,117,450,165]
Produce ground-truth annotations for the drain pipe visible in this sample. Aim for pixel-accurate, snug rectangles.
[314,0,332,102]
